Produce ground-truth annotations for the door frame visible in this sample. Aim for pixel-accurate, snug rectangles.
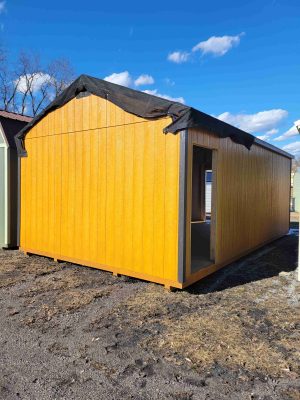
[185,141,218,281]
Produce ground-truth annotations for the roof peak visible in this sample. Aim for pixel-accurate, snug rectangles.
[15,74,256,156]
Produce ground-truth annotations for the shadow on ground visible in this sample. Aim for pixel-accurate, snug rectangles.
[188,232,298,295]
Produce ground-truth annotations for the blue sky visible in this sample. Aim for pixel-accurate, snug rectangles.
[1,0,300,154]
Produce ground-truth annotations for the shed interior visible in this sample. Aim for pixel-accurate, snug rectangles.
[191,145,214,273]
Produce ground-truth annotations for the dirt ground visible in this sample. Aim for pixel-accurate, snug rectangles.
[0,234,299,399]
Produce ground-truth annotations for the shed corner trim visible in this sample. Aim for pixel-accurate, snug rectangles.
[178,129,188,284]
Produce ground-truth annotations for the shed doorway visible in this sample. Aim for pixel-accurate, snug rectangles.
[191,145,215,273]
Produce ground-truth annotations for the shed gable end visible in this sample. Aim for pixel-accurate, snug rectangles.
[25,94,153,142]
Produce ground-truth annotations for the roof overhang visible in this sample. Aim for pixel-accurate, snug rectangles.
[15,74,255,157]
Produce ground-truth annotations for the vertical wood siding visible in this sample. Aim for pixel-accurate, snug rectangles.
[20,95,180,284]
[187,129,291,273]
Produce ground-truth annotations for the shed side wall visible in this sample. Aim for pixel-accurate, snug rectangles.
[188,129,291,269]
[20,95,180,284]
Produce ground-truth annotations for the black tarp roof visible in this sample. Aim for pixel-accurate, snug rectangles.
[15,74,255,156]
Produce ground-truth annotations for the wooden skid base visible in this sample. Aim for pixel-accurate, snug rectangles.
[19,248,183,289]
[164,285,175,292]
[20,233,286,290]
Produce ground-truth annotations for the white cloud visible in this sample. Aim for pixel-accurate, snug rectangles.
[17,73,51,93]
[256,135,270,141]
[134,74,154,86]
[143,89,185,104]
[273,120,300,141]
[168,51,190,63]
[282,141,300,156]
[164,78,175,86]
[266,128,279,135]
[104,71,132,87]
[104,71,154,88]
[0,1,6,14]
[192,33,244,56]
[256,128,279,142]
[217,109,288,134]
[102,72,184,103]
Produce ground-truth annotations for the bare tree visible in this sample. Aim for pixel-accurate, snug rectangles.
[0,48,19,112]
[17,52,53,116]
[0,49,75,116]
[292,157,300,174]
[48,58,74,97]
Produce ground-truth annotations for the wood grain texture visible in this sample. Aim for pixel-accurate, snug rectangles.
[21,94,180,284]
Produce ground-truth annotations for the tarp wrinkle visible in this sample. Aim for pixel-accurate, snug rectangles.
[15,74,255,156]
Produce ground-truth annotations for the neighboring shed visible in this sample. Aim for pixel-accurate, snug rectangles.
[205,170,212,215]
[293,168,300,212]
[0,110,32,248]
[15,75,293,289]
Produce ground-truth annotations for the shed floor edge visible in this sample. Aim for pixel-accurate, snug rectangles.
[183,232,289,288]
[19,248,183,289]
[19,232,288,290]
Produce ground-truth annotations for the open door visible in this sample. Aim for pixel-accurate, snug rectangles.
[190,145,215,273]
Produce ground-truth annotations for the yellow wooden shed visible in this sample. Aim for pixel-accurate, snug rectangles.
[15,75,292,289]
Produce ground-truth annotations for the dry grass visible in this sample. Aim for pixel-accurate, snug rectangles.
[123,281,300,377]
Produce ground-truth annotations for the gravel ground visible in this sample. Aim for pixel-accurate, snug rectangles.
[0,234,299,400]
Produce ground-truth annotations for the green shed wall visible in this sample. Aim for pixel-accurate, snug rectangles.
[294,169,300,212]
[0,146,5,246]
